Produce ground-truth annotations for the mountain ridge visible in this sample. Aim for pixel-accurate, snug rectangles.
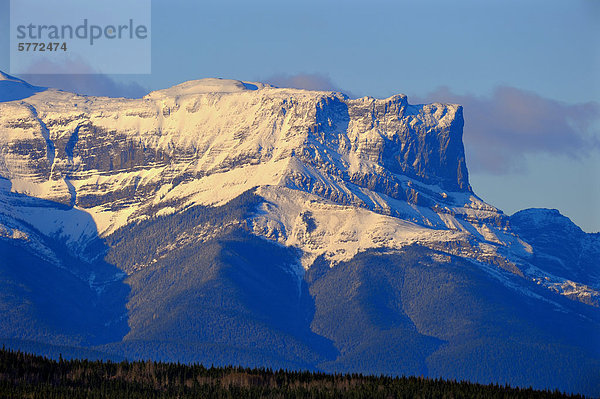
[0,72,597,304]
[0,73,598,396]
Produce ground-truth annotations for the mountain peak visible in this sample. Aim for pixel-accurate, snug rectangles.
[0,71,45,102]
[0,71,20,82]
[511,208,583,234]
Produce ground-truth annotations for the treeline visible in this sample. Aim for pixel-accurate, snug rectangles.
[0,347,585,399]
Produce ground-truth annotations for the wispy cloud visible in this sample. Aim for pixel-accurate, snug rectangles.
[19,74,148,99]
[414,87,600,174]
[16,59,147,99]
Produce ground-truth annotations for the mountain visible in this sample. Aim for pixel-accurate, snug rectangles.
[0,74,598,396]
[0,71,45,102]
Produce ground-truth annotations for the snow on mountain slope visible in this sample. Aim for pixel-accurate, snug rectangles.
[0,71,45,102]
[0,76,472,232]
[510,208,600,305]
[0,73,597,306]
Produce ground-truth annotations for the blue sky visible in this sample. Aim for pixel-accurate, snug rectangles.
[0,0,598,231]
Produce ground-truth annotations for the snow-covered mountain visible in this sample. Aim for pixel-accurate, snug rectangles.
[0,74,598,396]
[0,71,45,102]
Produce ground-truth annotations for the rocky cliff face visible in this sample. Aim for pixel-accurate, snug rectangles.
[0,78,469,209]
[0,77,516,272]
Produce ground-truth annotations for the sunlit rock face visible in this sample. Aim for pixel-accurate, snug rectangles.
[0,77,510,267]
[0,78,469,206]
